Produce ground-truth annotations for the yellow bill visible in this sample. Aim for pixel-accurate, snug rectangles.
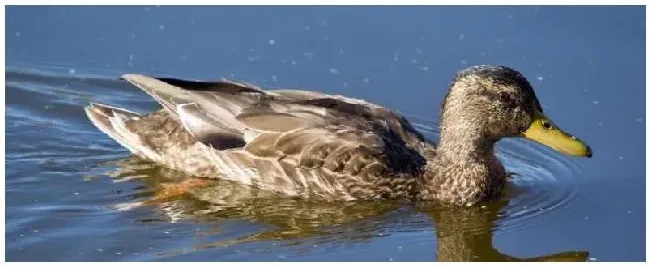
[522,111,592,158]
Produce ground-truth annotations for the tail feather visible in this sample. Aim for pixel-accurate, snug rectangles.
[85,102,162,162]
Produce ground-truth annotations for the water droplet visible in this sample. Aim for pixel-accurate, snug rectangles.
[271,75,278,82]
[593,100,599,105]
[158,24,165,30]
[15,32,21,37]
[68,69,76,74]
[329,68,339,75]
[304,25,311,31]
[597,122,604,127]
[364,77,370,83]
[303,52,313,60]
[618,155,624,161]
[627,210,632,214]
[461,60,467,65]
[536,76,544,81]
[420,66,430,72]
[268,39,275,45]
[458,34,466,40]
[291,60,297,65]
[323,36,329,40]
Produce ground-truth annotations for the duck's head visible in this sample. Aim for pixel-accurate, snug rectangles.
[438,65,592,158]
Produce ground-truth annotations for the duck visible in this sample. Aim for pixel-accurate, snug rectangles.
[85,65,592,206]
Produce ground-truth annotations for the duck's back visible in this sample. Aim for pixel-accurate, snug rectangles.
[85,75,435,200]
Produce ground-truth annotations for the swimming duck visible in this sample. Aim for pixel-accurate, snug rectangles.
[85,65,592,206]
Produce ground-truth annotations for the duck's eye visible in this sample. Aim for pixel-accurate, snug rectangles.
[498,92,510,102]
[541,120,553,130]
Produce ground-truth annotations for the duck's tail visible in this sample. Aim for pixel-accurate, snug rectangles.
[84,102,163,162]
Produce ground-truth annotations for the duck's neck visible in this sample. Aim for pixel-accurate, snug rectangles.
[420,122,505,206]
[436,121,497,162]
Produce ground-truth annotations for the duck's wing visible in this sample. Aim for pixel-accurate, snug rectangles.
[120,74,431,198]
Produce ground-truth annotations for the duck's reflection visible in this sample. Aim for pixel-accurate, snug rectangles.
[107,156,588,262]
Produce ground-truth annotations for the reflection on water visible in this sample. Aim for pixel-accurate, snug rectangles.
[109,156,588,261]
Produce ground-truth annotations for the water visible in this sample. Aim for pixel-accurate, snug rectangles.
[5,6,645,261]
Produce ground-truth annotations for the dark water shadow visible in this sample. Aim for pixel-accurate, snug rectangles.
[106,156,589,262]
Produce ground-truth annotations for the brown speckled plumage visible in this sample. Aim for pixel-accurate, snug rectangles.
[85,65,547,206]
